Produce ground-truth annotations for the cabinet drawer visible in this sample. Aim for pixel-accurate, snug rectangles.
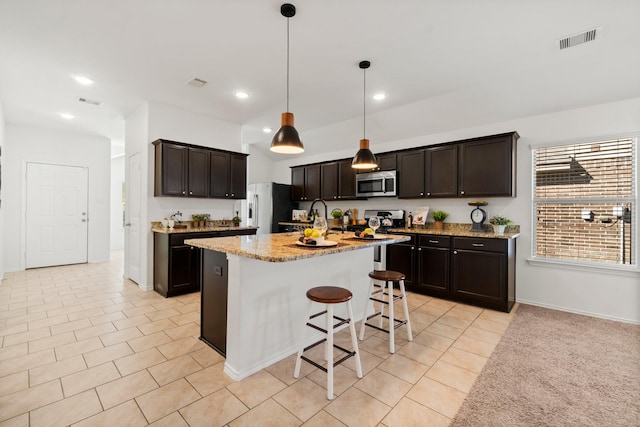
[419,235,451,248]
[453,237,506,253]
[389,233,416,245]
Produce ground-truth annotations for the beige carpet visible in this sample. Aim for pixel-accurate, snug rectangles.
[451,304,640,427]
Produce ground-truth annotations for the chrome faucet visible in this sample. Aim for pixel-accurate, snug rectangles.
[309,199,328,222]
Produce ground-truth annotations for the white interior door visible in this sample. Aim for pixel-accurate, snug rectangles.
[26,163,88,268]
[126,152,141,284]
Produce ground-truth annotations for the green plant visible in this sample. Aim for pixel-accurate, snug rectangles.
[489,215,511,225]
[331,209,343,219]
[191,214,202,221]
[232,211,241,225]
[430,210,449,222]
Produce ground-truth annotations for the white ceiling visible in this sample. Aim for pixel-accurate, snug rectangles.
[1,1,639,159]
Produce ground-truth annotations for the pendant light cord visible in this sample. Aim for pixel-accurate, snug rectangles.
[286,16,290,113]
[362,66,366,139]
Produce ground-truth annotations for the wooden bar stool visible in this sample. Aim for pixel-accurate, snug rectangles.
[294,286,363,400]
[359,270,413,353]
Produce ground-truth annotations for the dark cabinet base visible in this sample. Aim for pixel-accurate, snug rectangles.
[200,250,227,356]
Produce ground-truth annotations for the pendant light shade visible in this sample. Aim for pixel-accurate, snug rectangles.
[271,4,304,154]
[352,60,377,169]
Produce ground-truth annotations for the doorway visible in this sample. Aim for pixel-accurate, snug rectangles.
[25,162,88,268]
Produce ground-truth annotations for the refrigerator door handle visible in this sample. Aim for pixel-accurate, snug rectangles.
[254,194,259,228]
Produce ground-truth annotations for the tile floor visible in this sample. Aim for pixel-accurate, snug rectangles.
[0,250,517,426]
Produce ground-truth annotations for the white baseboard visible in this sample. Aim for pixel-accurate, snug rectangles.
[516,298,640,325]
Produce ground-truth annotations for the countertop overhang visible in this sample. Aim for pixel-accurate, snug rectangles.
[185,232,410,262]
[151,225,258,234]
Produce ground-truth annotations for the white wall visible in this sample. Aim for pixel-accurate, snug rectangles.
[125,101,244,290]
[110,154,125,250]
[3,124,111,272]
[273,97,640,323]
[0,100,5,279]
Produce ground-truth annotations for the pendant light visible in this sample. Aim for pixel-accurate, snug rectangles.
[271,3,304,154]
[352,60,378,169]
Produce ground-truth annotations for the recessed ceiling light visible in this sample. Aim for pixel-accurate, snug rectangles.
[263,127,273,133]
[59,113,75,120]
[73,75,94,85]
[235,91,250,99]
[187,77,207,88]
[373,92,386,101]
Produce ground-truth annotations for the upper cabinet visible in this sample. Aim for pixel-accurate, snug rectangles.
[153,139,247,199]
[376,153,397,171]
[320,160,358,200]
[291,164,321,201]
[398,132,518,199]
[458,133,517,197]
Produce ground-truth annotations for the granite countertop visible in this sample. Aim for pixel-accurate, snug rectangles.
[388,223,520,239]
[151,222,258,234]
[185,232,411,263]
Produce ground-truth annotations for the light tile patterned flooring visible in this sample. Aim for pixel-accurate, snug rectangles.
[0,250,516,426]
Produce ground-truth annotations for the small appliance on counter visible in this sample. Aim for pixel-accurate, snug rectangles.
[348,209,405,233]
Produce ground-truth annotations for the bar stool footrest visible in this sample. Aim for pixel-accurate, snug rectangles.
[300,343,356,373]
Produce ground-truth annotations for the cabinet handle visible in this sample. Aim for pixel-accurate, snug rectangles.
[420,192,424,196]
[411,246,415,250]
[231,193,235,197]
[472,243,484,247]
[418,247,422,251]
[428,240,439,244]
[189,191,193,195]
[460,190,465,195]
[225,193,229,197]
[182,191,186,195]
[427,192,431,196]
[453,250,458,255]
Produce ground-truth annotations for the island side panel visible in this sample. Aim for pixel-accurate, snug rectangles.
[223,249,374,380]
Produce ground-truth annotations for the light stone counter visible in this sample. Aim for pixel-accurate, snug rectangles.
[388,222,520,239]
[151,222,257,234]
[185,231,410,262]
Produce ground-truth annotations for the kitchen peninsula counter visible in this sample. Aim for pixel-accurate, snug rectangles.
[185,232,410,381]
[389,223,520,239]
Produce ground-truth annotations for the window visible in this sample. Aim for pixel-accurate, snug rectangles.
[533,137,636,267]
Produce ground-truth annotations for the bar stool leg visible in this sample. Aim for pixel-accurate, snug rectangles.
[326,304,334,400]
[294,301,313,379]
[377,281,385,329]
[399,279,413,342]
[387,280,396,353]
[359,280,375,341]
[347,300,363,378]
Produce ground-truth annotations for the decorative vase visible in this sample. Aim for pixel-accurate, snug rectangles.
[434,221,444,230]
[494,224,506,235]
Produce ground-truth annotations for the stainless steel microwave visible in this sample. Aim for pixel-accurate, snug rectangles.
[356,170,397,197]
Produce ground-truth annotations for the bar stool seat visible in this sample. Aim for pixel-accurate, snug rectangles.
[294,286,363,400]
[359,270,413,353]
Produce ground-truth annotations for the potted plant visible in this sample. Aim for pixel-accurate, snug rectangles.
[191,214,202,228]
[203,213,211,227]
[430,210,449,230]
[232,211,241,227]
[329,208,342,229]
[489,215,511,235]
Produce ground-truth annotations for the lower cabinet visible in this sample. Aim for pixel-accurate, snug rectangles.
[153,229,256,298]
[387,233,516,312]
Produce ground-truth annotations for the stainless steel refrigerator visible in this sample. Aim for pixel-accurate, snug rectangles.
[247,183,297,234]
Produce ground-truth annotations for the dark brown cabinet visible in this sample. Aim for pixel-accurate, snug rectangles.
[425,145,458,197]
[210,151,247,199]
[153,139,247,199]
[458,133,517,197]
[321,160,358,200]
[376,153,397,171]
[398,150,426,198]
[387,233,516,312]
[153,229,257,298]
[291,164,321,201]
[416,235,451,297]
[451,237,515,312]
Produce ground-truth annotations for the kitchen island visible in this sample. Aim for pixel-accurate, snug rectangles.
[185,231,410,380]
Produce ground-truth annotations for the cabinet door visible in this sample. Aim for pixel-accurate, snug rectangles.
[161,143,187,196]
[425,145,457,197]
[187,147,210,197]
[452,249,506,307]
[305,164,321,200]
[376,153,397,171]
[321,162,339,200]
[291,167,305,201]
[338,159,357,199]
[210,151,230,198]
[417,247,450,296]
[386,244,415,288]
[398,150,425,198]
[169,245,199,292]
[458,135,515,197]
[229,154,247,199]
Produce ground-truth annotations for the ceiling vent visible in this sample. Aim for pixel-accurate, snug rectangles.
[558,27,601,50]
[77,97,102,106]
[187,78,208,88]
